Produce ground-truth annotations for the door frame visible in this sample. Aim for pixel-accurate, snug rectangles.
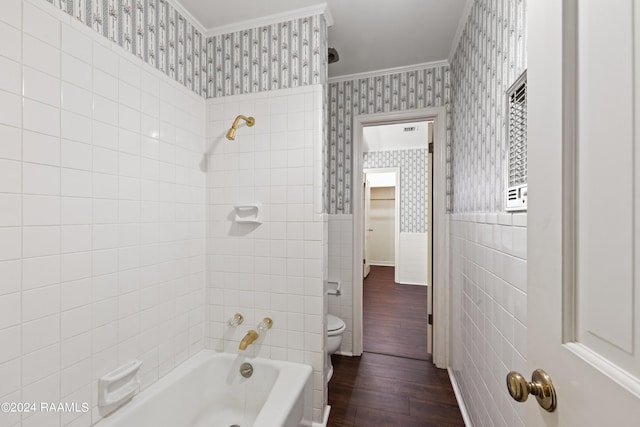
[363,168,400,276]
[352,107,449,368]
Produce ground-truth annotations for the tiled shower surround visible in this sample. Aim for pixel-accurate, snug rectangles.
[0,0,328,426]
[204,85,327,423]
[0,1,207,425]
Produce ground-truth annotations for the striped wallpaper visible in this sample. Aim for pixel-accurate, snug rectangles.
[327,65,452,214]
[364,148,429,233]
[44,0,328,99]
[450,0,527,212]
[47,0,210,96]
[207,15,327,97]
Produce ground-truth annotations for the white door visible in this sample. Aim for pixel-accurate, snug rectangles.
[363,177,371,278]
[527,0,640,425]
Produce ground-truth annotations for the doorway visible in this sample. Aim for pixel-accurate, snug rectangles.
[361,122,431,360]
[352,107,449,369]
[363,168,399,278]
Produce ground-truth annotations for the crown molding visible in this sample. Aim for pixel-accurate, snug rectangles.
[328,60,450,84]
[172,0,207,34]
[205,3,333,38]
[448,0,474,62]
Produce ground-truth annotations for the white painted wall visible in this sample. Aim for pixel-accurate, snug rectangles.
[0,2,207,425]
[397,232,428,285]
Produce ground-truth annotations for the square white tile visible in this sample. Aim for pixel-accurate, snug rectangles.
[0,21,21,62]
[61,110,92,144]
[23,195,60,226]
[60,252,92,283]
[23,162,60,196]
[23,99,61,137]
[22,255,60,290]
[0,56,21,95]
[61,168,92,198]
[0,90,22,128]
[23,1,60,49]
[23,130,60,167]
[23,226,60,258]
[23,34,60,78]
[61,24,92,64]
[23,284,60,323]
[61,197,92,225]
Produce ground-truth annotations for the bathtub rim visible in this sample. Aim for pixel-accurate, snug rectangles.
[94,349,313,427]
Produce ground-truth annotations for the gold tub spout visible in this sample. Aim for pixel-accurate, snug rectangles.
[239,330,259,350]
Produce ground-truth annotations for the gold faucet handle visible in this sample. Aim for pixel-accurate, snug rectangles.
[228,313,244,326]
[257,317,273,333]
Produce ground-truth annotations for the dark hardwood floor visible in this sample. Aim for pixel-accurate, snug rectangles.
[363,265,429,360]
[328,266,464,427]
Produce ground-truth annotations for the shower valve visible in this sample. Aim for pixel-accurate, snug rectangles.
[228,313,244,326]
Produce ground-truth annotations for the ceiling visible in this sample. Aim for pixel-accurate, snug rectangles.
[177,0,470,78]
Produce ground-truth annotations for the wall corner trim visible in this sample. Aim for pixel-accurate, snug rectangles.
[205,2,332,37]
[328,60,450,84]
[171,0,208,34]
[448,0,475,63]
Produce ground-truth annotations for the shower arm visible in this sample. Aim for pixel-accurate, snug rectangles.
[231,115,255,129]
[226,115,255,140]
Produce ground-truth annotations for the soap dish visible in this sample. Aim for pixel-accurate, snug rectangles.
[234,204,261,223]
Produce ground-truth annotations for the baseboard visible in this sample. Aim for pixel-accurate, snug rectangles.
[335,350,353,357]
[447,367,473,427]
[370,262,395,267]
[312,405,331,427]
[397,280,428,286]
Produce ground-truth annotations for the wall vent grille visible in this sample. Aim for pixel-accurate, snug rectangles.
[506,70,527,211]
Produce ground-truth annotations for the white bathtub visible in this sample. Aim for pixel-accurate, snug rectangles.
[96,351,313,427]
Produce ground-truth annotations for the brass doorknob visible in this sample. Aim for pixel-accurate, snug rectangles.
[506,369,557,412]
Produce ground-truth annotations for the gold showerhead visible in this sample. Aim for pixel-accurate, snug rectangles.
[226,115,255,141]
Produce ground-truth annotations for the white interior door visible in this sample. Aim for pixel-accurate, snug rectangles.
[527,1,640,425]
[368,186,396,266]
[363,176,371,278]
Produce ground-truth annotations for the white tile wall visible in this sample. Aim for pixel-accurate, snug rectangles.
[205,85,327,424]
[449,213,527,427]
[327,214,353,354]
[0,1,206,426]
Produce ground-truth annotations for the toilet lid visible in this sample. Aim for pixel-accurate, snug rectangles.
[327,314,345,332]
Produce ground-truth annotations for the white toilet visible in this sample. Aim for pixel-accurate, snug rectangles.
[326,314,346,382]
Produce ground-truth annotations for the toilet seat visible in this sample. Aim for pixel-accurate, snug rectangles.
[327,314,346,335]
